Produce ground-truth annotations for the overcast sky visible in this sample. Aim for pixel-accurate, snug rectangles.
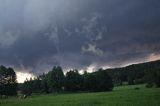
[0,0,160,75]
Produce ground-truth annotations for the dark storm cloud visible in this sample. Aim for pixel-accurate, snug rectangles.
[0,0,160,74]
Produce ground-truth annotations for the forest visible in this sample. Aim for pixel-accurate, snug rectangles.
[0,60,160,96]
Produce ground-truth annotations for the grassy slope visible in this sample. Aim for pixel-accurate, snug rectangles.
[1,85,160,106]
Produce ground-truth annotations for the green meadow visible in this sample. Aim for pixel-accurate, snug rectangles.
[1,84,160,106]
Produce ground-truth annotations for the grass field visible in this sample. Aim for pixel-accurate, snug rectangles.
[0,84,160,106]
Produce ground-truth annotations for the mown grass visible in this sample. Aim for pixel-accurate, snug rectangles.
[0,84,160,106]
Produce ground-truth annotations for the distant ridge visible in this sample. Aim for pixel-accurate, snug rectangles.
[105,60,160,85]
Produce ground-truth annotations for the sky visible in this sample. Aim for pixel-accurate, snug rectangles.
[0,0,160,83]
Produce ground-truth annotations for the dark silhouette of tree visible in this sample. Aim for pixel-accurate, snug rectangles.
[84,69,113,92]
[0,66,17,96]
[46,66,65,92]
[21,78,33,95]
[40,73,49,93]
[65,70,83,91]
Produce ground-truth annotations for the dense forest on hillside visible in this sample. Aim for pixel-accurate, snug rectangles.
[106,60,160,87]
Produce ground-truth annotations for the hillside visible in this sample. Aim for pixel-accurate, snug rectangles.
[106,60,160,86]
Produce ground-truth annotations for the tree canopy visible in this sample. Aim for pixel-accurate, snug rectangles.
[0,65,17,96]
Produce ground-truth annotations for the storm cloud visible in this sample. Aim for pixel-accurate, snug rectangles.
[0,0,160,74]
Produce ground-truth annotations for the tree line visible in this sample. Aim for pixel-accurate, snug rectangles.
[0,60,160,96]
[20,67,113,95]
[106,60,160,88]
